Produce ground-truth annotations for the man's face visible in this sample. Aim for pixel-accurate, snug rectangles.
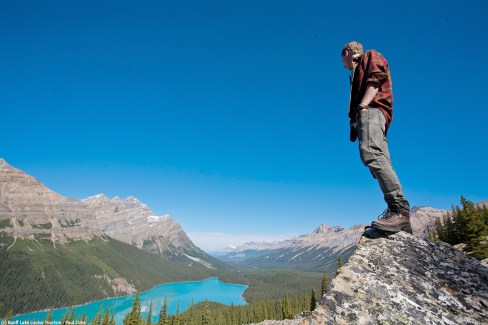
[341,50,355,71]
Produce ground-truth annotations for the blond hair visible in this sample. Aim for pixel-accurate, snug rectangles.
[342,41,363,56]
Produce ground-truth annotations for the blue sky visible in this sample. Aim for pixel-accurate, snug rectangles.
[1,0,487,251]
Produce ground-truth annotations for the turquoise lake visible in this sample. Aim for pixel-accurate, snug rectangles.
[10,278,247,324]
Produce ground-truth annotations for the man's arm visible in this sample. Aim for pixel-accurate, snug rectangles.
[359,83,379,109]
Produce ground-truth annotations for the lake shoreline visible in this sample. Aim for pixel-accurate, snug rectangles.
[9,277,248,321]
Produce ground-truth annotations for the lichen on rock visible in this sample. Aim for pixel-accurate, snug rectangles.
[302,230,488,324]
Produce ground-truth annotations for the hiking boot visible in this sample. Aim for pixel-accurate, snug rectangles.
[371,201,412,234]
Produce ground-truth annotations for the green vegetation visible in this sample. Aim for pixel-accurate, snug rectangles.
[115,272,329,325]
[59,219,81,228]
[337,255,344,268]
[123,293,142,325]
[34,233,52,242]
[310,289,318,311]
[321,272,330,295]
[222,269,322,304]
[0,234,218,316]
[432,196,488,260]
[32,222,53,229]
[0,219,12,228]
[135,271,330,324]
[0,232,329,321]
[234,245,356,273]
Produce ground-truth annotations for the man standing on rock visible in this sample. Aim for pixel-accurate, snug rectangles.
[341,41,412,234]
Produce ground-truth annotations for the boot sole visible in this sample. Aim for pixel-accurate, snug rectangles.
[371,222,413,234]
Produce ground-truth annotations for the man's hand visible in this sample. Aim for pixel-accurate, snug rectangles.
[358,103,368,111]
[359,83,379,110]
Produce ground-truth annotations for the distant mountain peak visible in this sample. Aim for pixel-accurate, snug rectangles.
[411,205,443,213]
[314,224,344,234]
[0,158,19,171]
[124,195,141,203]
[83,193,109,200]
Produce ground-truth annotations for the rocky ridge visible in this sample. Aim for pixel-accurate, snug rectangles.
[223,224,365,255]
[254,231,488,325]
[0,158,210,265]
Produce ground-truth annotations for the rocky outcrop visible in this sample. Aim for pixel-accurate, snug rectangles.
[94,274,137,295]
[293,231,487,324]
[253,231,488,324]
[0,159,211,266]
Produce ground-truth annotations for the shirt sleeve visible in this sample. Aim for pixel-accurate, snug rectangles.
[365,51,389,86]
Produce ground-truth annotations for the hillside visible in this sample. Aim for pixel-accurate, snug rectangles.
[0,158,216,267]
[216,225,363,273]
[216,206,449,273]
[0,159,231,316]
[0,233,220,316]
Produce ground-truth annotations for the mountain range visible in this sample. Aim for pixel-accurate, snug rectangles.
[214,206,450,272]
[0,158,228,315]
[0,158,215,267]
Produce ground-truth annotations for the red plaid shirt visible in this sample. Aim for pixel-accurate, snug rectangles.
[349,50,393,133]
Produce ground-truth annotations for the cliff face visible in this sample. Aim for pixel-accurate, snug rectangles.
[0,159,207,262]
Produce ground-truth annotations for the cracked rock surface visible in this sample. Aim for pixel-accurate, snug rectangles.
[256,231,488,325]
[305,231,488,324]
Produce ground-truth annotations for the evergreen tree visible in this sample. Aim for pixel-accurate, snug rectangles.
[444,214,457,244]
[434,196,488,260]
[172,301,180,325]
[237,307,243,324]
[3,310,14,325]
[61,309,68,325]
[44,309,53,325]
[229,303,235,325]
[146,302,153,325]
[215,312,225,325]
[482,205,488,224]
[157,298,168,325]
[435,217,446,242]
[254,303,264,322]
[282,294,293,319]
[109,312,116,325]
[338,255,344,268]
[321,273,330,295]
[201,299,210,325]
[310,289,317,311]
[102,307,111,325]
[68,308,76,323]
[124,293,142,325]
[464,204,488,259]
[186,303,194,325]
[455,201,469,243]
[91,305,104,325]
[426,225,437,242]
